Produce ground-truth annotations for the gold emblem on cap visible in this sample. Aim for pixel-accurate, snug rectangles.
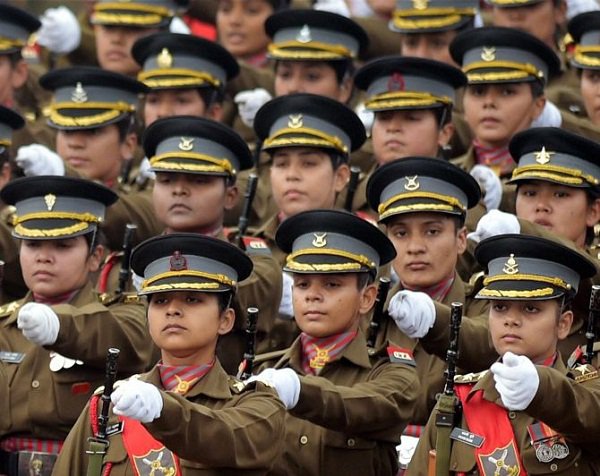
[412,0,429,10]
[288,114,303,129]
[44,194,56,211]
[178,137,194,151]
[71,82,88,103]
[296,25,312,43]
[503,254,519,275]
[157,47,173,69]
[404,176,420,191]
[312,233,327,248]
[534,146,553,165]
[481,47,496,62]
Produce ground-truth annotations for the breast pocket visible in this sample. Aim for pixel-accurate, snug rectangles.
[321,431,381,476]
[52,367,103,424]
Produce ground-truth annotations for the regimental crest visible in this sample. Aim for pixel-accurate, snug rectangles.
[478,443,521,476]
[178,137,194,151]
[404,175,420,191]
[157,47,173,69]
[412,0,429,10]
[503,254,519,275]
[44,194,56,211]
[387,72,405,92]
[170,251,188,271]
[296,24,312,43]
[71,82,88,103]
[134,449,179,476]
[310,346,331,369]
[534,146,554,165]
[288,114,303,129]
[481,47,496,62]
[312,232,327,248]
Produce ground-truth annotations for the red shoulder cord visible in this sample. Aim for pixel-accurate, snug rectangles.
[88,395,113,476]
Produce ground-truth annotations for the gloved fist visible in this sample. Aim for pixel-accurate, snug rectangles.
[17,302,60,346]
[168,16,191,34]
[467,209,520,243]
[248,368,300,409]
[388,290,436,339]
[531,100,562,128]
[313,0,351,17]
[278,272,294,320]
[234,88,272,128]
[470,164,502,211]
[355,102,374,136]
[491,352,540,411]
[16,144,65,177]
[136,157,156,185]
[37,6,81,54]
[111,379,163,423]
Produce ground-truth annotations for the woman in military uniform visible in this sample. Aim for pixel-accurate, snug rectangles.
[0,176,152,476]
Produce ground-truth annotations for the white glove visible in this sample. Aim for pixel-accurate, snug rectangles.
[467,209,520,243]
[491,351,540,411]
[37,7,81,54]
[17,302,60,346]
[136,157,156,185]
[387,290,436,339]
[470,164,502,211]
[16,144,65,177]
[234,88,272,129]
[248,368,300,409]
[111,379,163,423]
[531,100,562,128]
[567,0,600,20]
[131,272,144,293]
[355,102,374,136]
[314,0,351,17]
[169,16,191,34]
[278,272,294,320]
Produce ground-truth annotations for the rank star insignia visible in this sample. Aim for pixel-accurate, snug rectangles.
[312,232,327,248]
[503,254,519,275]
[71,82,88,103]
[44,194,56,211]
[157,47,173,68]
[288,114,303,129]
[481,47,496,62]
[296,24,312,43]
[404,175,419,191]
[178,137,194,151]
[534,146,554,164]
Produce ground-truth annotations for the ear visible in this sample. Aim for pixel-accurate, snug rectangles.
[207,103,223,122]
[359,281,378,314]
[437,121,454,148]
[557,308,573,340]
[338,76,353,104]
[531,95,546,121]
[10,59,28,90]
[585,197,600,228]
[456,225,468,256]
[333,163,350,194]
[119,131,137,161]
[554,0,567,26]
[87,244,105,273]
[223,183,239,211]
[218,307,236,335]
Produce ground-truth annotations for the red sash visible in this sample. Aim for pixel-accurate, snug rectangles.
[455,384,527,476]
[120,417,182,476]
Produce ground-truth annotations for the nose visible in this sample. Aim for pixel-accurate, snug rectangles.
[405,233,425,255]
[166,302,182,318]
[503,309,522,328]
[172,176,189,195]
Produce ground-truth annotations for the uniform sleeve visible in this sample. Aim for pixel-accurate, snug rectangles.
[526,367,600,453]
[290,359,420,441]
[144,383,286,470]
[49,299,153,373]
[406,407,439,476]
[51,400,94,475]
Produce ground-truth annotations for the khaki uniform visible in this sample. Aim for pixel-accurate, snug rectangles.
[0,213,26,303]
[52,361,285,475]
[0,282,152,442]
[373,277,489,426]
[409,359,600,475]
[256,329,420,476]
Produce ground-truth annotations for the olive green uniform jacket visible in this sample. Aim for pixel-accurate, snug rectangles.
[408,359,600,475]
[0,281,152,441]
[52,360,286,475]
[256,329,420,476]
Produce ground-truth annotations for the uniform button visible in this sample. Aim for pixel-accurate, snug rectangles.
[299,435,308,445]
[347,438,355,447]
[31,380,40,388]
[550,463,558,472]
[508,411,517,419]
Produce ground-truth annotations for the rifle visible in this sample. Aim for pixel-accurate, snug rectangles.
[433,302,463,476]
[116,223,137,295]
[236,174,258,249]
[237,307,259,380]
[586,285,600,365]
[344,166,361,212]
[367,277,391,348]
[86,348,120,476]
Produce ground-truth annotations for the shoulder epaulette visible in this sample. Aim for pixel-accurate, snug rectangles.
[228,376,247,394]
[254,349,288,365]
[0,301,20,317]
[467,271,485,295]
[98,292,141,305]
[0,205,16,227]
[568,364,599,384]
[454,370,488,384]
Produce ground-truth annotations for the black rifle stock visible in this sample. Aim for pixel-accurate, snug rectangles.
[117,224,137,295]
[586,285,600,365]
[237,307,259,380]
[344,166,361,212]
[237,174,258,248]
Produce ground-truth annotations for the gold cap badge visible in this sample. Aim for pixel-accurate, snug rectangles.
[44,194,56,211]
[71,82,88,103]
[312,233,327,248]
[296,25,312,43]
[481,47,496,62]
[534,146,553,165]
[178,137,194,151]
[157,47,173,69]
[288,114,303,129]
[503,254,519,275]
[404,175,420,191]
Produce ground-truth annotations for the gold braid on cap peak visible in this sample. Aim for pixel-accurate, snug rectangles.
[14,211,102,225]
[0,38,25,50]
[138,69,221,88]
[142,282,222,293]
[511,163,599,186]
[150,151,234,175]
[14,222,92,238]
[573,45,600,67]
[483,273,571,290]
[365,91,452,110]
[286,248,375,272]
[268,41,354,60]
[464,61,543,82]
[93,2,173,26]
[478,287,555,298]
[142,270,235,290]
[392,8,475,30]
[263,127,348,154]
[49,101,135,128]
[378,191,464,215]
